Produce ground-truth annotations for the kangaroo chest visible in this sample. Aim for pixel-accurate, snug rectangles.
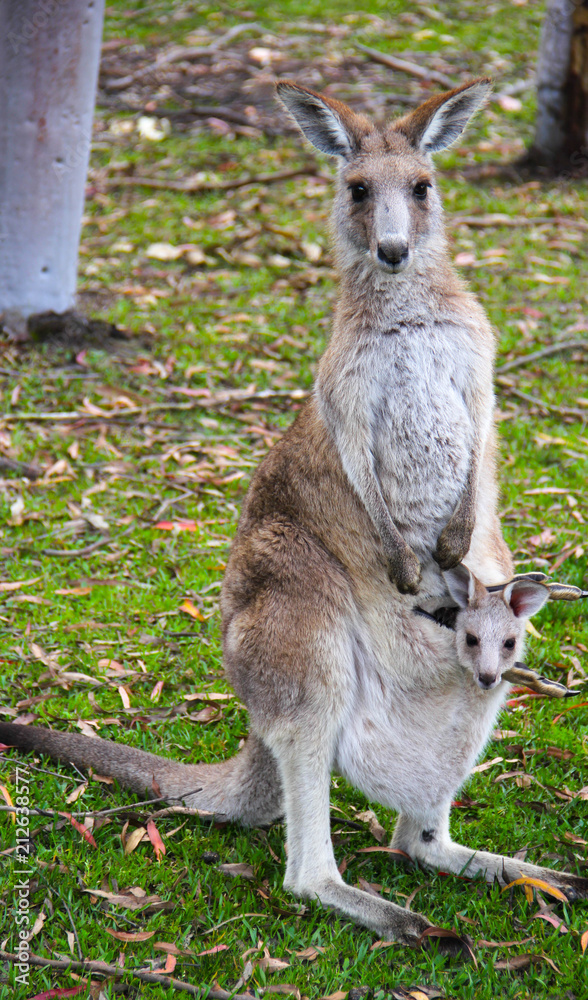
[334,321,479,558]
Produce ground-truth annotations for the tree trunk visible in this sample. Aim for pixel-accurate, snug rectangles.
[531,0,588,170]
[0,0,105,319]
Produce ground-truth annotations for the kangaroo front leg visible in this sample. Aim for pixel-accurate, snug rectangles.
[392,810,588,902]
[433,460,477,570]
[271,735,432,945]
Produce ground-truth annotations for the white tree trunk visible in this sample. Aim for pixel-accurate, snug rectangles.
[0,0,105,318]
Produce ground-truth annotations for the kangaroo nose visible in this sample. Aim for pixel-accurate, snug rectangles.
[377,237,409,267]
[478,672,498,690]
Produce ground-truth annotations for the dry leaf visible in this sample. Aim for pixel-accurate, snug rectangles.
[105,929,155,942]
[0,576,42,592]
[180,599,205,621]
[124,826,148,855]
[0,785,15,824]
[61,812,97,848]
[581,928,588,954]
[356,808,387,842]
[218,862,255,879]
[471,756,503,773]
[194,944,230,957]
[83,888,162,910]
[501,877,567,902]
[65,782,88,805]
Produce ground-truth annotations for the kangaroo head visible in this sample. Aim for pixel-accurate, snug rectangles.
[443,565,549,691]
[276,79,491,276]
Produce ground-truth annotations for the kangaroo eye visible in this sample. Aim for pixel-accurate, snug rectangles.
[350,183,368,203]
[504,638,516,650]
[466,634,479,647]
[413,181,430,201]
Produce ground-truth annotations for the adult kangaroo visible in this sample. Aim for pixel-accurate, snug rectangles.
[1,80,586,946]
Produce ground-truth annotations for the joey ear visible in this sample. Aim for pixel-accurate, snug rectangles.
[443,564,476,609]
[276,81,372,158]
[394,78,492,153]
[503,580,550,619]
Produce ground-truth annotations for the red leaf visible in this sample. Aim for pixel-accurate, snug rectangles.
[195,943,230,957]
[28,988,87,999]
[147,818,166,861]
[59,811,97,848]
[155,520,199,532]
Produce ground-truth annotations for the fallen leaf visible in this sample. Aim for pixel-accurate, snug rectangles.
[498,94,522,112]
[471,756,503,774]
[155,519,199,531]
[27,988,87,999]
[501,877,567,902]
[65,782,88,805]
[263,987,301,999]
[533,911,568,933]
[180,599,205,621]
[0,784,15,824]
[194,944,230,957]
[218,862,255,879]
[83,888,163,910]
[29,911,46,939]
[61,813,97,848]
[105,929,155,942]
[147,819,166,861]
[124,826,148,855]
[0,576,42,592]
[581,928,588,954]
[356,808,387,842]
[418,926,477,966]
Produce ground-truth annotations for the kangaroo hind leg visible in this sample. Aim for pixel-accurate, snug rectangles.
[392,809,588,901]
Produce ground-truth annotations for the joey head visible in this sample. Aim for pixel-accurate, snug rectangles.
[443,564,550,689]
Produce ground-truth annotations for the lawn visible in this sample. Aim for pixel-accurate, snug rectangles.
[0,1,587,998]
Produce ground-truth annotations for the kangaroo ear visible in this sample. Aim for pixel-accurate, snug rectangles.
[443,564,476,609]
[394,78,492,153]
[276,81,372,158]
[503,580,550,619]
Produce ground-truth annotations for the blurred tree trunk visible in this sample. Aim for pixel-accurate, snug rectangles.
[530,0,588,170]
[0,0,105,320]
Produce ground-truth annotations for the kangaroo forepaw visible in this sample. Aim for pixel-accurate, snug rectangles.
[388,547,422,595]
[433,519,474,570]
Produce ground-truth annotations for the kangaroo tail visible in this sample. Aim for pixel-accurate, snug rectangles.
[0,724,283,826]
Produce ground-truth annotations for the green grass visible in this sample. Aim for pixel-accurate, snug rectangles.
[1,1,587,997]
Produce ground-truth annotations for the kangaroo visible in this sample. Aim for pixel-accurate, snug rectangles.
[1,80,586,947]
[442,564,550,689]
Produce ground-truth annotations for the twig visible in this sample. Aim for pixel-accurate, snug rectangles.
[497,384,588,420]
[497,340,588,375]
[50,886,83,961]
[42,526,134,559]
[202,913,281,936]
[3,388,310,425]
[103,24,259,91]
[102,167,325,193]
[0,951,253,998]
[147,805,214,821]
[452,213,588,231]
[0,456,41,479]
[356,43,454,88]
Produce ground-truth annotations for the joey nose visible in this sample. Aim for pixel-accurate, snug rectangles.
[478,673,498,690]
[377,237,409,270]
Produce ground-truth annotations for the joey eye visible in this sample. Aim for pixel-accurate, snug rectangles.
[413,181,430,201]
[350,183,368,203]
[504,638,516,650]
[466,633,479,647]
